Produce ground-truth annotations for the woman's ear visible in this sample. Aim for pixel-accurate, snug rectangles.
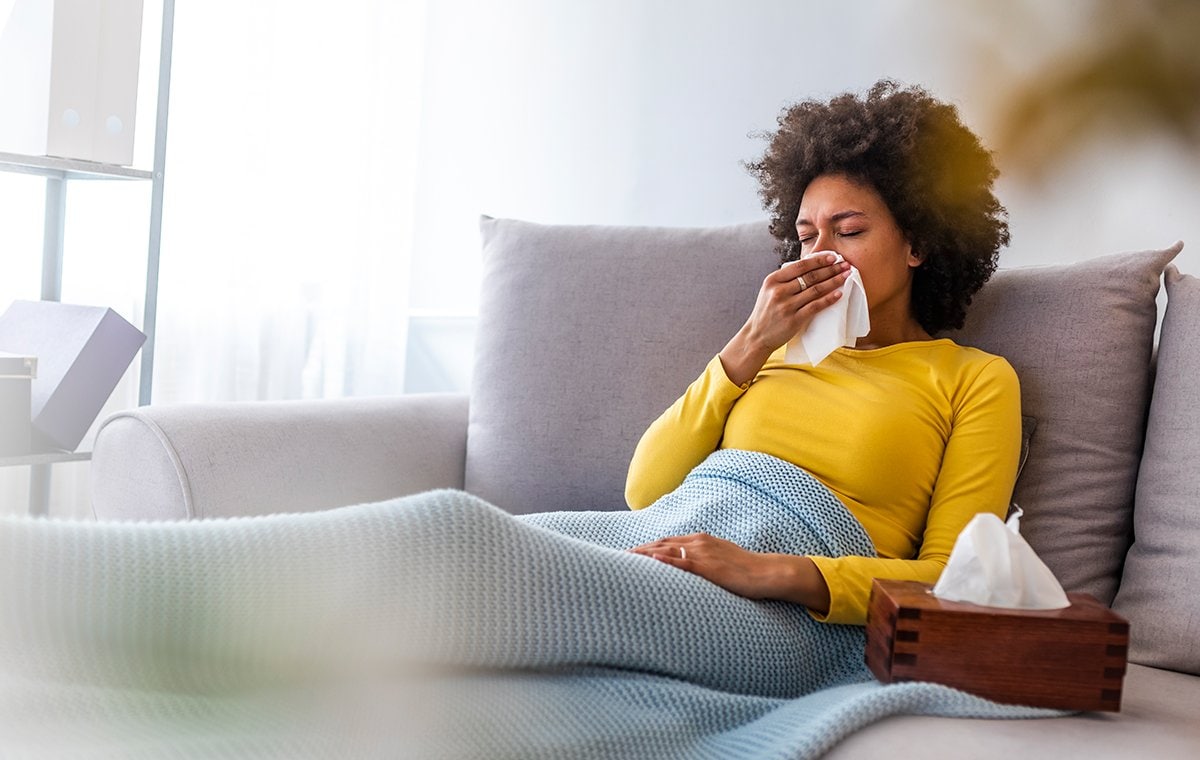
[907,246,925,268]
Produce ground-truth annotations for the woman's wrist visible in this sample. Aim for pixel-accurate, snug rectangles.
[768,554,831,615]
[719,327,773,387]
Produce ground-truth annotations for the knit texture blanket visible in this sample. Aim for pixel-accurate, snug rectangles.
[0,450,1055,758]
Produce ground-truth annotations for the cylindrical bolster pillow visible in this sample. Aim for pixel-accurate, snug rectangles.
[91,394,469,520]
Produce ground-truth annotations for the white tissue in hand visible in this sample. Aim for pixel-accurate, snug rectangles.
[932,508,1070,610]
[784,251,870,366]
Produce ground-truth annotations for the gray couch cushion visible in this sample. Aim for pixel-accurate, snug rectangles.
[467,217,778,513]
[943,244,1181,605]
[1113,266,1200,674]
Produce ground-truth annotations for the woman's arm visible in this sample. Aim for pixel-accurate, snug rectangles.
[625,256,850,509]
[807,357,1022,623]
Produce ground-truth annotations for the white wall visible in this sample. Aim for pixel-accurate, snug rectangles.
[406,0,1199,328]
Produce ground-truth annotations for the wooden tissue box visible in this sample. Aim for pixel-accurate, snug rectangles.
[866,579,1129,712]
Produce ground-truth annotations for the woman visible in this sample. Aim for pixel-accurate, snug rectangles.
[627,80,1021,626]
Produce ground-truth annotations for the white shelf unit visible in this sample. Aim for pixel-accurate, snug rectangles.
[0,152,153,179]
[0,450,91,468]
[0,0,175,517]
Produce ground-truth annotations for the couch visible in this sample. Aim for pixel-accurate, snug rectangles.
[90,218,1200,758]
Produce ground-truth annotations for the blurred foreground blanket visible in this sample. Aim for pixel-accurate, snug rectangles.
[0,450,1054,758]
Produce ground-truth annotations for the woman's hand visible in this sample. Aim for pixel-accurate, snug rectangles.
[628,533,831,614]
[719,254,851,386]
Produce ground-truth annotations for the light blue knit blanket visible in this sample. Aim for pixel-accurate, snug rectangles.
[0,449,1055,758]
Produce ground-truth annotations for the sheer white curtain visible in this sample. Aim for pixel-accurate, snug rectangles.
[155,0,426,402]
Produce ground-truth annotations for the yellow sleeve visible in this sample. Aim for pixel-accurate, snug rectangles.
[808,357,1022,625]
[625,355,748,509]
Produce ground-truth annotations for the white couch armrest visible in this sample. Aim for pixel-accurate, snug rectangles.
[90,393,469,521]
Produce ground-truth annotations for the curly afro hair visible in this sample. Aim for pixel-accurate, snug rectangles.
[745,80,1009,334]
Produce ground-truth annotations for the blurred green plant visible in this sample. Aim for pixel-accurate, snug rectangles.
[989,0,1200,175]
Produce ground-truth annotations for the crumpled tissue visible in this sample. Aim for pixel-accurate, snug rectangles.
[932,507,1070,610]
[783,251,870,366]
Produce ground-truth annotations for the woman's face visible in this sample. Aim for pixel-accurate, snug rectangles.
[795,173,921,318]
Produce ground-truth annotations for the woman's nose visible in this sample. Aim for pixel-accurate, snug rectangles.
[812,231,836,255]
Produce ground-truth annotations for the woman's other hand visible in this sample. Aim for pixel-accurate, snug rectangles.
[719,254,851,386]
[627,533,831,615]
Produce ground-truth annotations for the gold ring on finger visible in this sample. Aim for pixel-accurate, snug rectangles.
[797,276,808,292]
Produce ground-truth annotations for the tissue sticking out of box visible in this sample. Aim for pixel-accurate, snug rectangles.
[932,507,1070,610]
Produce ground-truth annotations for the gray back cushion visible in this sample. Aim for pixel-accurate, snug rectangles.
[466,217,778,513]
[1113,267,1200,674]
[942,245,1181,605]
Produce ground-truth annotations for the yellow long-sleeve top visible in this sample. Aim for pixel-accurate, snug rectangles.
[625,338,1021,626]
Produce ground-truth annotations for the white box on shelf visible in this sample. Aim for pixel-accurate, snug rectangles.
[0,301,145,452]
[0,0,145,165]
[0,351,36,456]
